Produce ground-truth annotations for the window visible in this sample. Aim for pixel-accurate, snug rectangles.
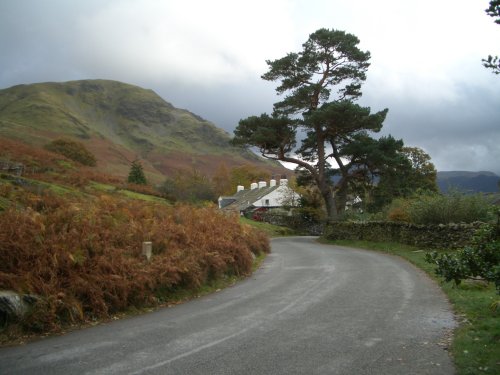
[265,199,270,206]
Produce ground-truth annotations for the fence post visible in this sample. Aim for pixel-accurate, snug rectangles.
[142,241,152,261]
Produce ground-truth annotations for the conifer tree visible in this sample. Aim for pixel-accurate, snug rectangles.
[233,28,387,220]
[128,159,147,185]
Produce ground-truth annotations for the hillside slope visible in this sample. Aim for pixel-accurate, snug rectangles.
[437,171,500,193]
[0,80,285,182]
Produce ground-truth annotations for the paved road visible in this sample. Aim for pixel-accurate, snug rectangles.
[0,237,456,374]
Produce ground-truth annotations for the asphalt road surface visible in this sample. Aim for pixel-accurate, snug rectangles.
[0,237,456,374]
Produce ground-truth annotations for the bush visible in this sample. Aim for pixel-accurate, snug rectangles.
[45,139,97,167]
[0,137,66,173]
[159,169,215,203]
[387,191,492,224]
[425,224,500,294]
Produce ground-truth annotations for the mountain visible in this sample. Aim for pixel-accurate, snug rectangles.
[0,79,285,182]
[437,171,500,193]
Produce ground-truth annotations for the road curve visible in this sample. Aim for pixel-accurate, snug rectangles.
[0,237,456,374]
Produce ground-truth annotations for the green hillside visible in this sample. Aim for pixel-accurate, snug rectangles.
[0,79,284,182]
[437,171,500,193]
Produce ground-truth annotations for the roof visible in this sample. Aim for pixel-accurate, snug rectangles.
[220,185,280,212]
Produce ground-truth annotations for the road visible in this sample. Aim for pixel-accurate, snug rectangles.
[0,237,456,374]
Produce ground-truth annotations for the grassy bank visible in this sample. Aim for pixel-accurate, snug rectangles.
[239,217,296,237]
[321,239,499,375]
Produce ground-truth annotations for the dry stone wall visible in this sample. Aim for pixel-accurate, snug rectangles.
[324,221,486,250]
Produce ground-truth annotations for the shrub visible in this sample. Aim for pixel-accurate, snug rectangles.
[425,224,500,294]
[160,169,215,203]
[387,191,492,224]
[0,137,66,173]
[45,139,97,167]
[386,197,411,222]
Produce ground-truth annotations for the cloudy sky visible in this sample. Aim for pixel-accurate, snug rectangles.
[1,0,499,173]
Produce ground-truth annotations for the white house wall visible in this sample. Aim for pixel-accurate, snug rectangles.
[253,186,300,208]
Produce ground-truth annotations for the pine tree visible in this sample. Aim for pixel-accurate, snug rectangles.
[128,159,147,185]
[233,28,388,220]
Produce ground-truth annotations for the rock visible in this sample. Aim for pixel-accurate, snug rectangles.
[0,290,38,325]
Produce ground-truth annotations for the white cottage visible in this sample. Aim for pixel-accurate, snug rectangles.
[218,178,300,215]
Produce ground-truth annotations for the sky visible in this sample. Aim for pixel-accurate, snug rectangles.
[1,0,499,174]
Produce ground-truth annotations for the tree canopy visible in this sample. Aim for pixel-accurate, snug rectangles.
[483,0,500,74]
[234,28,437,220]
[233,28,392,219]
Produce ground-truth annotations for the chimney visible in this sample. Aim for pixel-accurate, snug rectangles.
[237,185,244,193]
[258,181,267,188]
[250,182,258,190]
[270,179,277,187]
[280,179,288,186]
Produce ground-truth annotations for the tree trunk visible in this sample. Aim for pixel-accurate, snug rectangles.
[319,185,338,222]
[335,183,348,216]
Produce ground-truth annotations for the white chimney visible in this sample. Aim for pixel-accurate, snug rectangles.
[250,182,258,190]
[237,185,244,192]
[258,181,267,188]
[280,179,288,186]
[270,179,277,187]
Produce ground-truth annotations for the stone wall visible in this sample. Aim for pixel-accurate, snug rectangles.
[324,221,486,250]
[262,211,325,235]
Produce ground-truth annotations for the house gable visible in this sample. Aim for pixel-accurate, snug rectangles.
[253,185,299,208]
[219,179,299,212]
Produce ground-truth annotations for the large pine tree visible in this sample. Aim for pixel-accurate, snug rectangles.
[233,28,389,220]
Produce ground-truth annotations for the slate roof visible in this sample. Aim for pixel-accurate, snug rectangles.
[220,185,280,212]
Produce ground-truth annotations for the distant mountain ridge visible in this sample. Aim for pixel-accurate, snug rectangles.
[0,79,285,182]
[437,171,499,193]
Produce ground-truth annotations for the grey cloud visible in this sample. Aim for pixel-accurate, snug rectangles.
[0,0,499,175]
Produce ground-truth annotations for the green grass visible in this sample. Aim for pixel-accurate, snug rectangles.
[0,174,78,196]
[88,182,116,192]
[321,239,499,375]
[118,189,168,204]
[240,217,296,237]
[88,182,169,204]
[0,195,10,211]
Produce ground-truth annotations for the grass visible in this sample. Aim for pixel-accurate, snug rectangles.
[116,189,168,203]
[0,174,78,196]
[321,239,499,375]
[88,182,116,192]
[88,182,169,204]
[240,217,296,237]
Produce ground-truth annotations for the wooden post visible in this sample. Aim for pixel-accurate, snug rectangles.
[142,241,152,261]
